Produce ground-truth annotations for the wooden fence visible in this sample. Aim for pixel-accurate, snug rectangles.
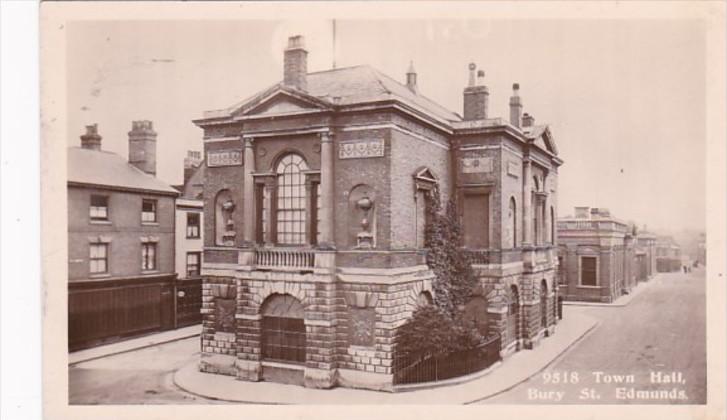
[68,275,201,351]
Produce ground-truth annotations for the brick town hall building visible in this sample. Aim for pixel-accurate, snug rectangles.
[195,35,563,391]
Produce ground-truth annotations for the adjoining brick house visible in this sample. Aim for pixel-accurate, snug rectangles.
[194,35,562,391]
[67,122,179,350]
[557,207,639,303]
[174,151,206,327]
[656,236,682,272]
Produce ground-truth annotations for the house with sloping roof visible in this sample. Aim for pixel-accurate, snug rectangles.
[67,122,180,350]
[194,35,563,390]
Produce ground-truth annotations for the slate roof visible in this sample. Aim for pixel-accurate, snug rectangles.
[204,65,461,123]
[67,147,179,195]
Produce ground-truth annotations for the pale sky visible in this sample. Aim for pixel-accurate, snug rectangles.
[67,19,705,232]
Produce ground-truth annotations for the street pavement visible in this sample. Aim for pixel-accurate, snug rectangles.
[482,268,706,404]
[69,336,221,404]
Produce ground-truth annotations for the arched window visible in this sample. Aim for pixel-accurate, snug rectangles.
[275,154,309,245]
[260,293,306,363]
[508,197,517,249]
[540,280,548,328]
[550,206,555,244]
[215,189,235,246]
[463,296,489,336]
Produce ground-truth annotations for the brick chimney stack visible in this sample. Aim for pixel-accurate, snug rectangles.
[463,63,489,120]
[574,206,590,219]
[80,124,102,150]
[509,83,523,128]
[128,120,157,176]
[522,112,535,127]
[184,150,202,184]
[283,35,308,91]
[406,61,418,93]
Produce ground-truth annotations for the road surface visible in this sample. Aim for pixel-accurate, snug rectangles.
[482,269,706,404]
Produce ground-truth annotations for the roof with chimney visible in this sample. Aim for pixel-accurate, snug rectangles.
[67,147,179,195]
[200,65,461,123]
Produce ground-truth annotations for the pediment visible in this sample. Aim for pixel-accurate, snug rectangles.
[233,87,331,118]
[247,95,319,115]
[528,126,558,156]
[413,166,438,182]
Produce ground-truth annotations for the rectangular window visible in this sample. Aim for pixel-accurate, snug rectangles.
[89,195,109,221]
[558,256,567,285]
[89,243,108,274]
[141,199,157,223]
[186,212,200,238]
[186,252,201,277]
[142,242,157,271]
[462,193,489,248]
[580,256,597,286]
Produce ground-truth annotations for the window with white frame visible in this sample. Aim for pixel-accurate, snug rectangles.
[89,243,108,274]
[141,199,157,223]
[186,212,200,238]
[141,242,157,271]
[186,252,201,277]
[89,195,109,221]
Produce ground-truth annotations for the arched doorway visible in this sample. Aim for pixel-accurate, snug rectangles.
[260,293,306,364]
[508,285,520,345]
[540,280,548,329]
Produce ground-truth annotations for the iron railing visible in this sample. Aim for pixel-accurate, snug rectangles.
[393,334,501,385]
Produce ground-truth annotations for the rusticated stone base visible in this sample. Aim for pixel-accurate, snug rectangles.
[337,368,394,392]
[235,359,262,382]
[199,353,238,377]
[304,367,337,389]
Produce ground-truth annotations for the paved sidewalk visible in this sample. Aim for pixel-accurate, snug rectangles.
[173,310,599,404]
[562,275,658,308]
[69,324,201,365]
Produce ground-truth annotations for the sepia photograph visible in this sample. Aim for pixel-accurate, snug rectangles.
[30,1,726,419]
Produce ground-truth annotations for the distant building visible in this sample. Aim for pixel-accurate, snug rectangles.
[557,207,637,303]
[656,236,682,272]
[635,230,658,281]
[697,232,706,266]
[67,122,179,350]
[174,150,205,327]
[193,35,563,390]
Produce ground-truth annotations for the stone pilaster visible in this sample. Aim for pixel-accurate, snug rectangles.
[318,132,334,249]
[522,158,533,246]
[242,137,255,246]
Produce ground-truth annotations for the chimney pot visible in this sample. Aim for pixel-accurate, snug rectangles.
[522,112,535,127]
[406,60,418,93]
[509,82,523,128]
[283,34,308,91]
[80,123,102,150]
